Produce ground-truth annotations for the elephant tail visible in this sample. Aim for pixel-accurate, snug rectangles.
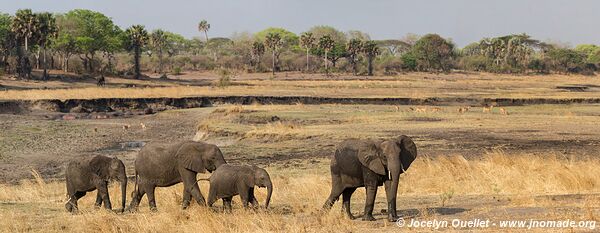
[132,170,139,198]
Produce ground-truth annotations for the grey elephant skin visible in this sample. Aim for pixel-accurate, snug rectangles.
[65,155,127,213]
[206,164,273,211]
[128,141,227,211]
[323,135,417,221]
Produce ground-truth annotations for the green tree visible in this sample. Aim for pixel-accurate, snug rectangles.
[362,40,380,76]
[318,35,335,75]
[411,34,455,72]
[547,48,585,73]
[150,29,168,74]
[299,32,315,72]
[477,34,545,72]
[0,13,13,72]
[308,26,346,44]
[12,9,39,78]
[124,25,149,79]
[264,32,282,76]
[346,39,363,75]
[251,41,265,72]
[198,20,210,42]
[62,9,122,73]
[36,12,58,79]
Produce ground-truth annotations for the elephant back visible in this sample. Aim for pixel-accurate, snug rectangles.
[334,139,386,175]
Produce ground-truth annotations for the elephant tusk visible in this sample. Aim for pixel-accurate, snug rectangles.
[388,170,392,180]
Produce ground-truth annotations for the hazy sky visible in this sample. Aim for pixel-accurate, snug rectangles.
[2,0,599,47]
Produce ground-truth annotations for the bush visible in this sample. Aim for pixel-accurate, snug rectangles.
[214,68,236,88]
[459,55,491,72]
[172,67,182,75]
[400,52,417,71]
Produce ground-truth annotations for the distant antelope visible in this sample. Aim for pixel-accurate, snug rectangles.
[458,107,470,114]
[140,123,146,130]
[499,108,509,115]
[430,107,442,113]
[122,124,131,131]
[394,105,400,112]
[93,127,98,133]
[410,107,427,113]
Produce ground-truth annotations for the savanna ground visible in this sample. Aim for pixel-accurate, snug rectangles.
[1,71,600,232]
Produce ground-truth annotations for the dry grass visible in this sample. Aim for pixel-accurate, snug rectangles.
[2,72,600,100]
[1,152,599,232]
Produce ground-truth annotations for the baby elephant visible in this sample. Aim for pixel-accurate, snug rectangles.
[65,155,127,213]
[207,164,273,211]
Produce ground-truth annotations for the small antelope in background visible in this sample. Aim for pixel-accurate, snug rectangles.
[430,107,442,113]
[122,124,131,131]
[458,106,470,114]
[499,108,509,115]
[410,107,427,113]
[140,123,146,130]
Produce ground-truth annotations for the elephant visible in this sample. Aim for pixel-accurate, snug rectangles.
[322,135,417,222]
[206,164,273,211]
[127,141,227,211]
[65,155,127,213]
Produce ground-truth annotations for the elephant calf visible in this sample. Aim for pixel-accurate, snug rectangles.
[65,155,127,213]
[206,164,273,211]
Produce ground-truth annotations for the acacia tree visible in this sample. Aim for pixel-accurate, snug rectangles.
[299,32,315,72]
[362,41,380,76]
[151,29,168,74]
[346,39,363,75]
[0,13,13,73]
[318,35,335,75]
[264,32,282,76]
[124,25,149,79]
[251,41,265,72]
[36,12,58,80]
[198,20,210,42]
[412,34,454,72]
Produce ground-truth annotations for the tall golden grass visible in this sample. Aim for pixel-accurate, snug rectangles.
[1,151,598,232]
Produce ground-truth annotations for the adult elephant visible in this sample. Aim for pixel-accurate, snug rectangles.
[322,135,417,221]
[65,155,127,213]
[128,141,227,211]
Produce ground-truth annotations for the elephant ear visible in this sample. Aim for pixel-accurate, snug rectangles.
[89,155,109,178]
[357,142,386,176]
[176,142,206,173]
[396,135,418,173]
[243,167,256,188]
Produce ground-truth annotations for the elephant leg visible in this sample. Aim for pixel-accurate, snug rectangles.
[223,197,233,213]
[66,191,86,213]
[128,186,146,212]
[182,189,192,209]
[207,187,217,208]
[342,187,357,220]
[362,185,377,221]
[94,191,103,208]
[249,188,259,208]
[323,174,344,210]
[181,170,206,206]
[384,180,399,221]
[240,189,250,209]
[146,186,157,212]
[96,182,112,210]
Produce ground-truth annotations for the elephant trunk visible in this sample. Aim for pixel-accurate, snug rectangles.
[119,176,127,213]
[264,181,273,209]
[385,160,402,220]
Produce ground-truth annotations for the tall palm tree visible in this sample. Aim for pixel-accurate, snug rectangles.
[124,25,149,79]
[36,12,58,80]
[299,32,315,72]
[265,32,282,76]
[251,41,265,72]
[346,39,363,75]
[362,40,380,76]
[151,29,168,74]
[318,35,335,76]
[11,9,38,78]
[198,20,210,42]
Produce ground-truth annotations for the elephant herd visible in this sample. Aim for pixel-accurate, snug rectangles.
[65,135,417,222]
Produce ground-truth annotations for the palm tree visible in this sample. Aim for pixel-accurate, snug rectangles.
[11,9,38,78]
[299,32,315,72]
[318,35,335,75]
[151,29,168,75]
[346,39,363,75]
[198,20,210,42]
[264,32,282,76]
[36,12,58,80]
[124,25,149,79]
[362,41,380,76]
[251,41,265,72]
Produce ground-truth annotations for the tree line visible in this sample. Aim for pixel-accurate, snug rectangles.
[1,9,599,80]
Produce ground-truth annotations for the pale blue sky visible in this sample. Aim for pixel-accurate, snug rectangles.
[1,0,599,47]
